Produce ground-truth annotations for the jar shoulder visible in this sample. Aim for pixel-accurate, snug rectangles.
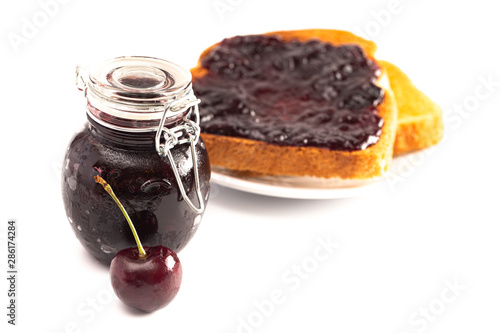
[63,123,210,181]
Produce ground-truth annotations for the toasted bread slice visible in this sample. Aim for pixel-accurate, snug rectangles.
[380,60,444,155]
[196,78,397,180]
[191,30,401,180]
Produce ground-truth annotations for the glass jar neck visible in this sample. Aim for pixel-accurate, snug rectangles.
[87,116,156,150]
[88,113,195,151]
[85,84,195,133]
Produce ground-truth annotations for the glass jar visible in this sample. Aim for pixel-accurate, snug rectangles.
[62,56,210,265]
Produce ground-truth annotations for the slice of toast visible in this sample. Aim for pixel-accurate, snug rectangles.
[191,29,438,180]
[380,60,444,155]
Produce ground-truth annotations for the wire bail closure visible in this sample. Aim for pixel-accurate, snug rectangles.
[155,93,205,214]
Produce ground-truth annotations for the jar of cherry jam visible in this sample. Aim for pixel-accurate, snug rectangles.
[62,56,210,265]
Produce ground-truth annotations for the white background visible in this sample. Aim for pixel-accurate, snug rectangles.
[1,0,500,332]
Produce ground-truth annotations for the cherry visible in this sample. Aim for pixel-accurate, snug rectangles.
[95,175,182,313]
[110,246,182,313]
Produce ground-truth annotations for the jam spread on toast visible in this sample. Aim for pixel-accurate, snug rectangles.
[193,35,384,151]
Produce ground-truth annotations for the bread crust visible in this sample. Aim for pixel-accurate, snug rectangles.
[379,60,444,155]
[192,30,398,179]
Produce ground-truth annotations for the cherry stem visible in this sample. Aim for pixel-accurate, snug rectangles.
[94,175,147,258]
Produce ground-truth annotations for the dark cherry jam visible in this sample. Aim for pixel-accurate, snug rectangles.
[64,56,210,265]
[62,119,210,265]
[193,35,385,151]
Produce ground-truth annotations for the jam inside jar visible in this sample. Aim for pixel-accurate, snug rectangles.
[62,56,210,265]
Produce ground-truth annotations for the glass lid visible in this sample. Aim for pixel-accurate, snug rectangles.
[84,56,192,105]
[76,56,198,131]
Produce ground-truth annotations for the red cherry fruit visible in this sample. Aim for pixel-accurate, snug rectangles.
[94,175,183,312]
[110,246,182,313]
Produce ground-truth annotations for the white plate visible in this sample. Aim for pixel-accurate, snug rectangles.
[210,167,383,199]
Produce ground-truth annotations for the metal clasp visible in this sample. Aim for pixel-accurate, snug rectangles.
[75,65,90,95]
[155,94,205,214]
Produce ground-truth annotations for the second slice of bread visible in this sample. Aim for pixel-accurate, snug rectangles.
[380,61,444,155]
